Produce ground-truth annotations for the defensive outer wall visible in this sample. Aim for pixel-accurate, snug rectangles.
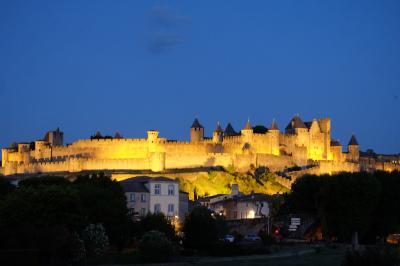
[1,116,361,178]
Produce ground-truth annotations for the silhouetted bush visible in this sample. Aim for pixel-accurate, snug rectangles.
[138,213,176,241]
[81,223,109,257]
[139,230,173,262]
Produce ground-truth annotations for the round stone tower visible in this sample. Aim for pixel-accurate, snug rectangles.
[269,119,280,155]
[348,134,359,162]
[190,118,204,142]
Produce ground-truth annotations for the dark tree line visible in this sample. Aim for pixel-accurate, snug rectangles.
[281,171,400,243]
[0,173,132,265]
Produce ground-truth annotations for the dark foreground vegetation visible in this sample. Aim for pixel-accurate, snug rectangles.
[281,171,400,244]
[0,171,399,265]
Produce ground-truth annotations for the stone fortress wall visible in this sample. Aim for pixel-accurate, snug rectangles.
[1,116,363,176]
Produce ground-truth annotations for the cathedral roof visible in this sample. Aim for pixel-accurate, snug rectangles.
[285,115,307,130]
[214,122,223,132]
[191,118,203,129]
[224,123,238,136]
[270,119,279,130]
[348,135,359,146]
[243,119,252,130]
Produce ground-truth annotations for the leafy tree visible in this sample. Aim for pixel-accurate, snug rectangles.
[183,206,219,249]
[368,171,400,241]
[138,213,176,240]
[281,174,328,215]
[0,185,85,231]
[317,172,381,242]
[73,173,131,248]
[0,185,86,265]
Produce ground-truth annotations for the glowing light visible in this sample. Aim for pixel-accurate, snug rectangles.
[248,210,255,219]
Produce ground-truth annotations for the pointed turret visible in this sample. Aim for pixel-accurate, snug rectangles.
[191,118,203,129]
[243,119,252,130]
[114,132,123,139]
[213,122,223,143]
[241,119,253,142]
[214,122,223,133]
[190,118,204,142]
[348,134,359,162]
[224,123,237,136]
[348,135,359,146]
[270,119,279,131]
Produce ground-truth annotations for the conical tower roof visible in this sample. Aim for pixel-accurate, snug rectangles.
[270,119,279,130]
[285,115,307,130]
[224,123,237,136]
[114,132,123,139]
[191,118,203,128]
[214,122,223,132]
[348,135,359,146]
[243,119,252,130]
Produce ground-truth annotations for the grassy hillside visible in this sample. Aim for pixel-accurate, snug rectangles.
[176,169,289,200]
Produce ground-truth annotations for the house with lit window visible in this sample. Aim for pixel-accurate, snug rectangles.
[120,176,186,221]
[197,184,270,220]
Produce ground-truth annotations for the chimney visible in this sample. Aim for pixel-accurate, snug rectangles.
[231,184,239,196]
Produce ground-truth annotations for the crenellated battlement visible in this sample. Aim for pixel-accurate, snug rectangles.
[1,116,363,176]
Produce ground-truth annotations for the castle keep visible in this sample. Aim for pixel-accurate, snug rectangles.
[1,116,360,176]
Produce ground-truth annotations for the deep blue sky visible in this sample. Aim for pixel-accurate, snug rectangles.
[1,0,399,155]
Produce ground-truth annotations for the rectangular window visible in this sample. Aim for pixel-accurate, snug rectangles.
[141,194,146,202]
[154,204,161,213]
[168,204,174,213]
[130,193,135,202]
[154,184,161,195]
[168,184,175,195]
[141,208,146,216]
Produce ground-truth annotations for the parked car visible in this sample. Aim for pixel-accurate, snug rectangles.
[224,234,235,243]
[244,234,261,242]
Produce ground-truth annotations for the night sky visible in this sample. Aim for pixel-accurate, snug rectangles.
[1,0,399,155]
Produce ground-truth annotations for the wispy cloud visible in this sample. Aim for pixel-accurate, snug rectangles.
[146,6,191,54]
[148,33,185,54]
[149,6,191,28]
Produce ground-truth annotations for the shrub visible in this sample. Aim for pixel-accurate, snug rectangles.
[138,213,176,241]
[342,247,400,266]
[81,223,110,257]
[139,230,173,262]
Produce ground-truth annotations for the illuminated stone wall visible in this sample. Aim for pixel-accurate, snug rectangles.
[0,117,361,176]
